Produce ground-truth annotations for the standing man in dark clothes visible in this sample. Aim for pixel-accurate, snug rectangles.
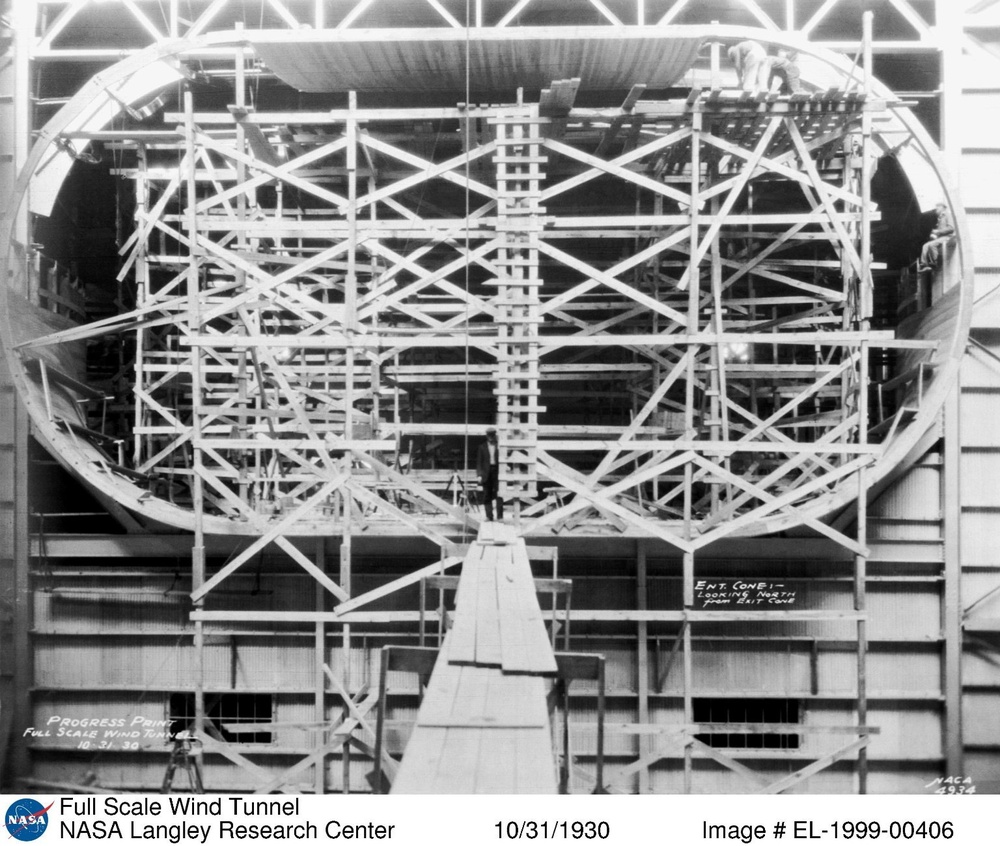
[919,201,955,270]
[477,427,503,522]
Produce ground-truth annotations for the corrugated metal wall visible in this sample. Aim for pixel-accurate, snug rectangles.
[956,37,1000,793]
[25,565,437,790]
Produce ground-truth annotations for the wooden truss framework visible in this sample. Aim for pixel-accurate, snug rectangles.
[71,77,921,550]
[30,0,946,60]
[114,66,892,792]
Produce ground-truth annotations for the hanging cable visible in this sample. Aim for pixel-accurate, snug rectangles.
[461,0,473,541]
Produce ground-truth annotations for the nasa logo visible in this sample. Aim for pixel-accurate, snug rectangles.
[5,798,53,842]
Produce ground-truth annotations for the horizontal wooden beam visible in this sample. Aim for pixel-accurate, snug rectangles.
[536,440,879,455]
[621,723,880,735]
[333,555,464,616]
[179,330,922,349]
[29,535,857,560]
[188,605,867,626]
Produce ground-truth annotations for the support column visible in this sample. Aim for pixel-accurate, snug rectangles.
[682,569,694,795]
[340,91,359,696]
[1,363,31,785]
[315,538,327,795]
[942,384,963,776]
[936,0,964,182]
[1,0,34,788]
[860,11,874,323]
[855,461,869,795]
[168,0,179,37]
[184,88,208,741]
[9,0,31,248]
[233,33,251,502]
[681,103,701,795]
[855,14,874,794]
[683,106,701,547]
[132,147,149,468]
[636,541,650,793]
[937,0,965,777]
[708,182,731,507]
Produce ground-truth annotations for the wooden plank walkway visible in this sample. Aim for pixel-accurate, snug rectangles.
[391,523,559,793]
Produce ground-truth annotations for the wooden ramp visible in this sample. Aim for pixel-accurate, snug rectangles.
[391,523,559,793]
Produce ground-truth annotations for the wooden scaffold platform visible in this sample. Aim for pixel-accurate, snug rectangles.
[390,523,560,793]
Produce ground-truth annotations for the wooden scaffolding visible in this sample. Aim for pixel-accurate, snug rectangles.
[6,12,972,792]
[65,62,923,546]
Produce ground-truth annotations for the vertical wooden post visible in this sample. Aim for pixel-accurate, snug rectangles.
[636,540,650,793]
[747,183,759,420]
[346,91,359,331]
[132,145,148,467]
[709,182,730,508]
[939,0,966,751]
[860,11,874,322]
[650,184,662,504]
[855,463,869,795]
[682,587,694,795]
[184,87,208,741]
[368,162,380,459]
[682,104,701,795]
[339,91,359,698]
[340,537,352,691]
[315,537,327,795]
[11,0,31,250]
[338,519,351,793]
[14,400,31,780]
[943,382,963,775]
[234,28,251,502]
[710,29,720,89]
[684,107,701,544]
[1,365,32,782]
[854,10,875,795]
[936,0,964,183]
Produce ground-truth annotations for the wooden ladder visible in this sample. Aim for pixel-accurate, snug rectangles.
[490,108,545,504]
